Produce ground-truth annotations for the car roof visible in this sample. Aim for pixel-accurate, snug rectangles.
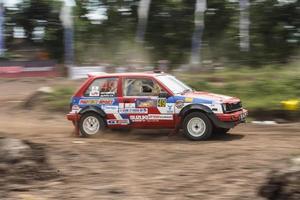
[88,71,167,78]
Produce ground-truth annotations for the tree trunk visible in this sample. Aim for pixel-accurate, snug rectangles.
[136,0,151,43]
[239,0,250,52]
[190,0,206,71]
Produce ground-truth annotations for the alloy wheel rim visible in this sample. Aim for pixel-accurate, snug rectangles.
[187,117,206,137]
[83,116,100,135]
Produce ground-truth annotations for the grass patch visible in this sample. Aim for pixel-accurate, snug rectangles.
[45,87,75,112]
[177,64,300,111]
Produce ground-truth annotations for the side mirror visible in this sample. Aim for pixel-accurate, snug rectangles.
[158,92,170,98]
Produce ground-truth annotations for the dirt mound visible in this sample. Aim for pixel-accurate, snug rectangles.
[0,138,59,197]
[259,157,300,200]
[23,87,53,109]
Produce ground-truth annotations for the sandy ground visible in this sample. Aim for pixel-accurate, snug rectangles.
[0,78,299,200]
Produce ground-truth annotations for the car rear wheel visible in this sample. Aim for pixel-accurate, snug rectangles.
[79,113,106,137]
[183,112,212,141]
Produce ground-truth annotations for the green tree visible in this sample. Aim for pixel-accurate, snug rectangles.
[146,0,195,67]
[10,0,63,60]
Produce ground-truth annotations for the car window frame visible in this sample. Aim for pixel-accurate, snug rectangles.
[121,76,173,98]
[82,77,120,97]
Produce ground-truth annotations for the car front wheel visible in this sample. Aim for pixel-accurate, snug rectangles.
[183,112,212,141]
[79,113,106,137]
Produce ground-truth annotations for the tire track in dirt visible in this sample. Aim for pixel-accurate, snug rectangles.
[0,78,300,199]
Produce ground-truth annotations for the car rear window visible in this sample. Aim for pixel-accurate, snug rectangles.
[84,78,118,97]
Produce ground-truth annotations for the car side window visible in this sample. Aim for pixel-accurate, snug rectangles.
[84,78,118,97]
[123,78,164,96]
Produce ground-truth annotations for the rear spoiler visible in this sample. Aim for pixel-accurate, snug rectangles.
[87,72,107,77]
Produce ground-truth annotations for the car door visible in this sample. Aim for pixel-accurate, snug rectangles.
[120,77,175,128]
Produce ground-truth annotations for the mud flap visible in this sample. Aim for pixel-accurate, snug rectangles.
[71,120,79,136]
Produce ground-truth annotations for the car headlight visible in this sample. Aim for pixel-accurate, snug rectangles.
[222,103,227,112]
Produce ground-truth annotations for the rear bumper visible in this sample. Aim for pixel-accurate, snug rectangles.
[66,113,80,121]
[208,109,248,129]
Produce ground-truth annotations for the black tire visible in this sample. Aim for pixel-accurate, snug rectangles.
[79,112,106,137]
[183,112,213,141]
[214,127,230,135]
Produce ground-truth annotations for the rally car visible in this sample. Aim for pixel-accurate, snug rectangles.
[66,71,248,140]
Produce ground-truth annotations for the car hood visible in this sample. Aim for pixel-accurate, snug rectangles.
[183,91,240,104]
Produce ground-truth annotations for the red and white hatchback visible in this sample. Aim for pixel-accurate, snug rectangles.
[67,72,248,140]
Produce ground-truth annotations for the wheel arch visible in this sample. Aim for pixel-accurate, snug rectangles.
[179,104,212,117]
[178,104,213,126]
[79,105,106,119]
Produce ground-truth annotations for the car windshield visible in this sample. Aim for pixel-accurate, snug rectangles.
[156,75,193,94]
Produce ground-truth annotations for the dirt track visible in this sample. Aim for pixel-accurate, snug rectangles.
[0,78,300,200]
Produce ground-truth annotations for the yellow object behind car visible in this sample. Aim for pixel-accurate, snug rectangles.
[281,99,299,111]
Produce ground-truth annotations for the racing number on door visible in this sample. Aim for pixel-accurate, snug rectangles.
[157,98,166,107]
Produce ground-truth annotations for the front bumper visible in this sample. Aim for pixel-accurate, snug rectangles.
[208,109,248,129]
[215,109,248,122]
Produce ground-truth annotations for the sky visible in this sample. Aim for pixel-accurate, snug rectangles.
[3,0,77,7]
[2,0,104,24]
[3,0,22,7]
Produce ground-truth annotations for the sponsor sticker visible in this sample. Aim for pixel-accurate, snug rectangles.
[185,97,193,103]
[166,103,174,113]
[79,98,114,105]
[102,105,119,114]
[136,99,157,107]
[125,103,136,108]
[107,119,130,125]
[175,100,184,109]
[130,114,173,122]
[71,105,81,113]
[98,98,114,105]
[72,105,80,110]
[118,103,124,108]
[79,99,99,105]
[148,114,173,120]
[157,98,166,107]
[130,115,149,122]
[89,86,100,96]
[119,108,148,114]
[100,92,115,97]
